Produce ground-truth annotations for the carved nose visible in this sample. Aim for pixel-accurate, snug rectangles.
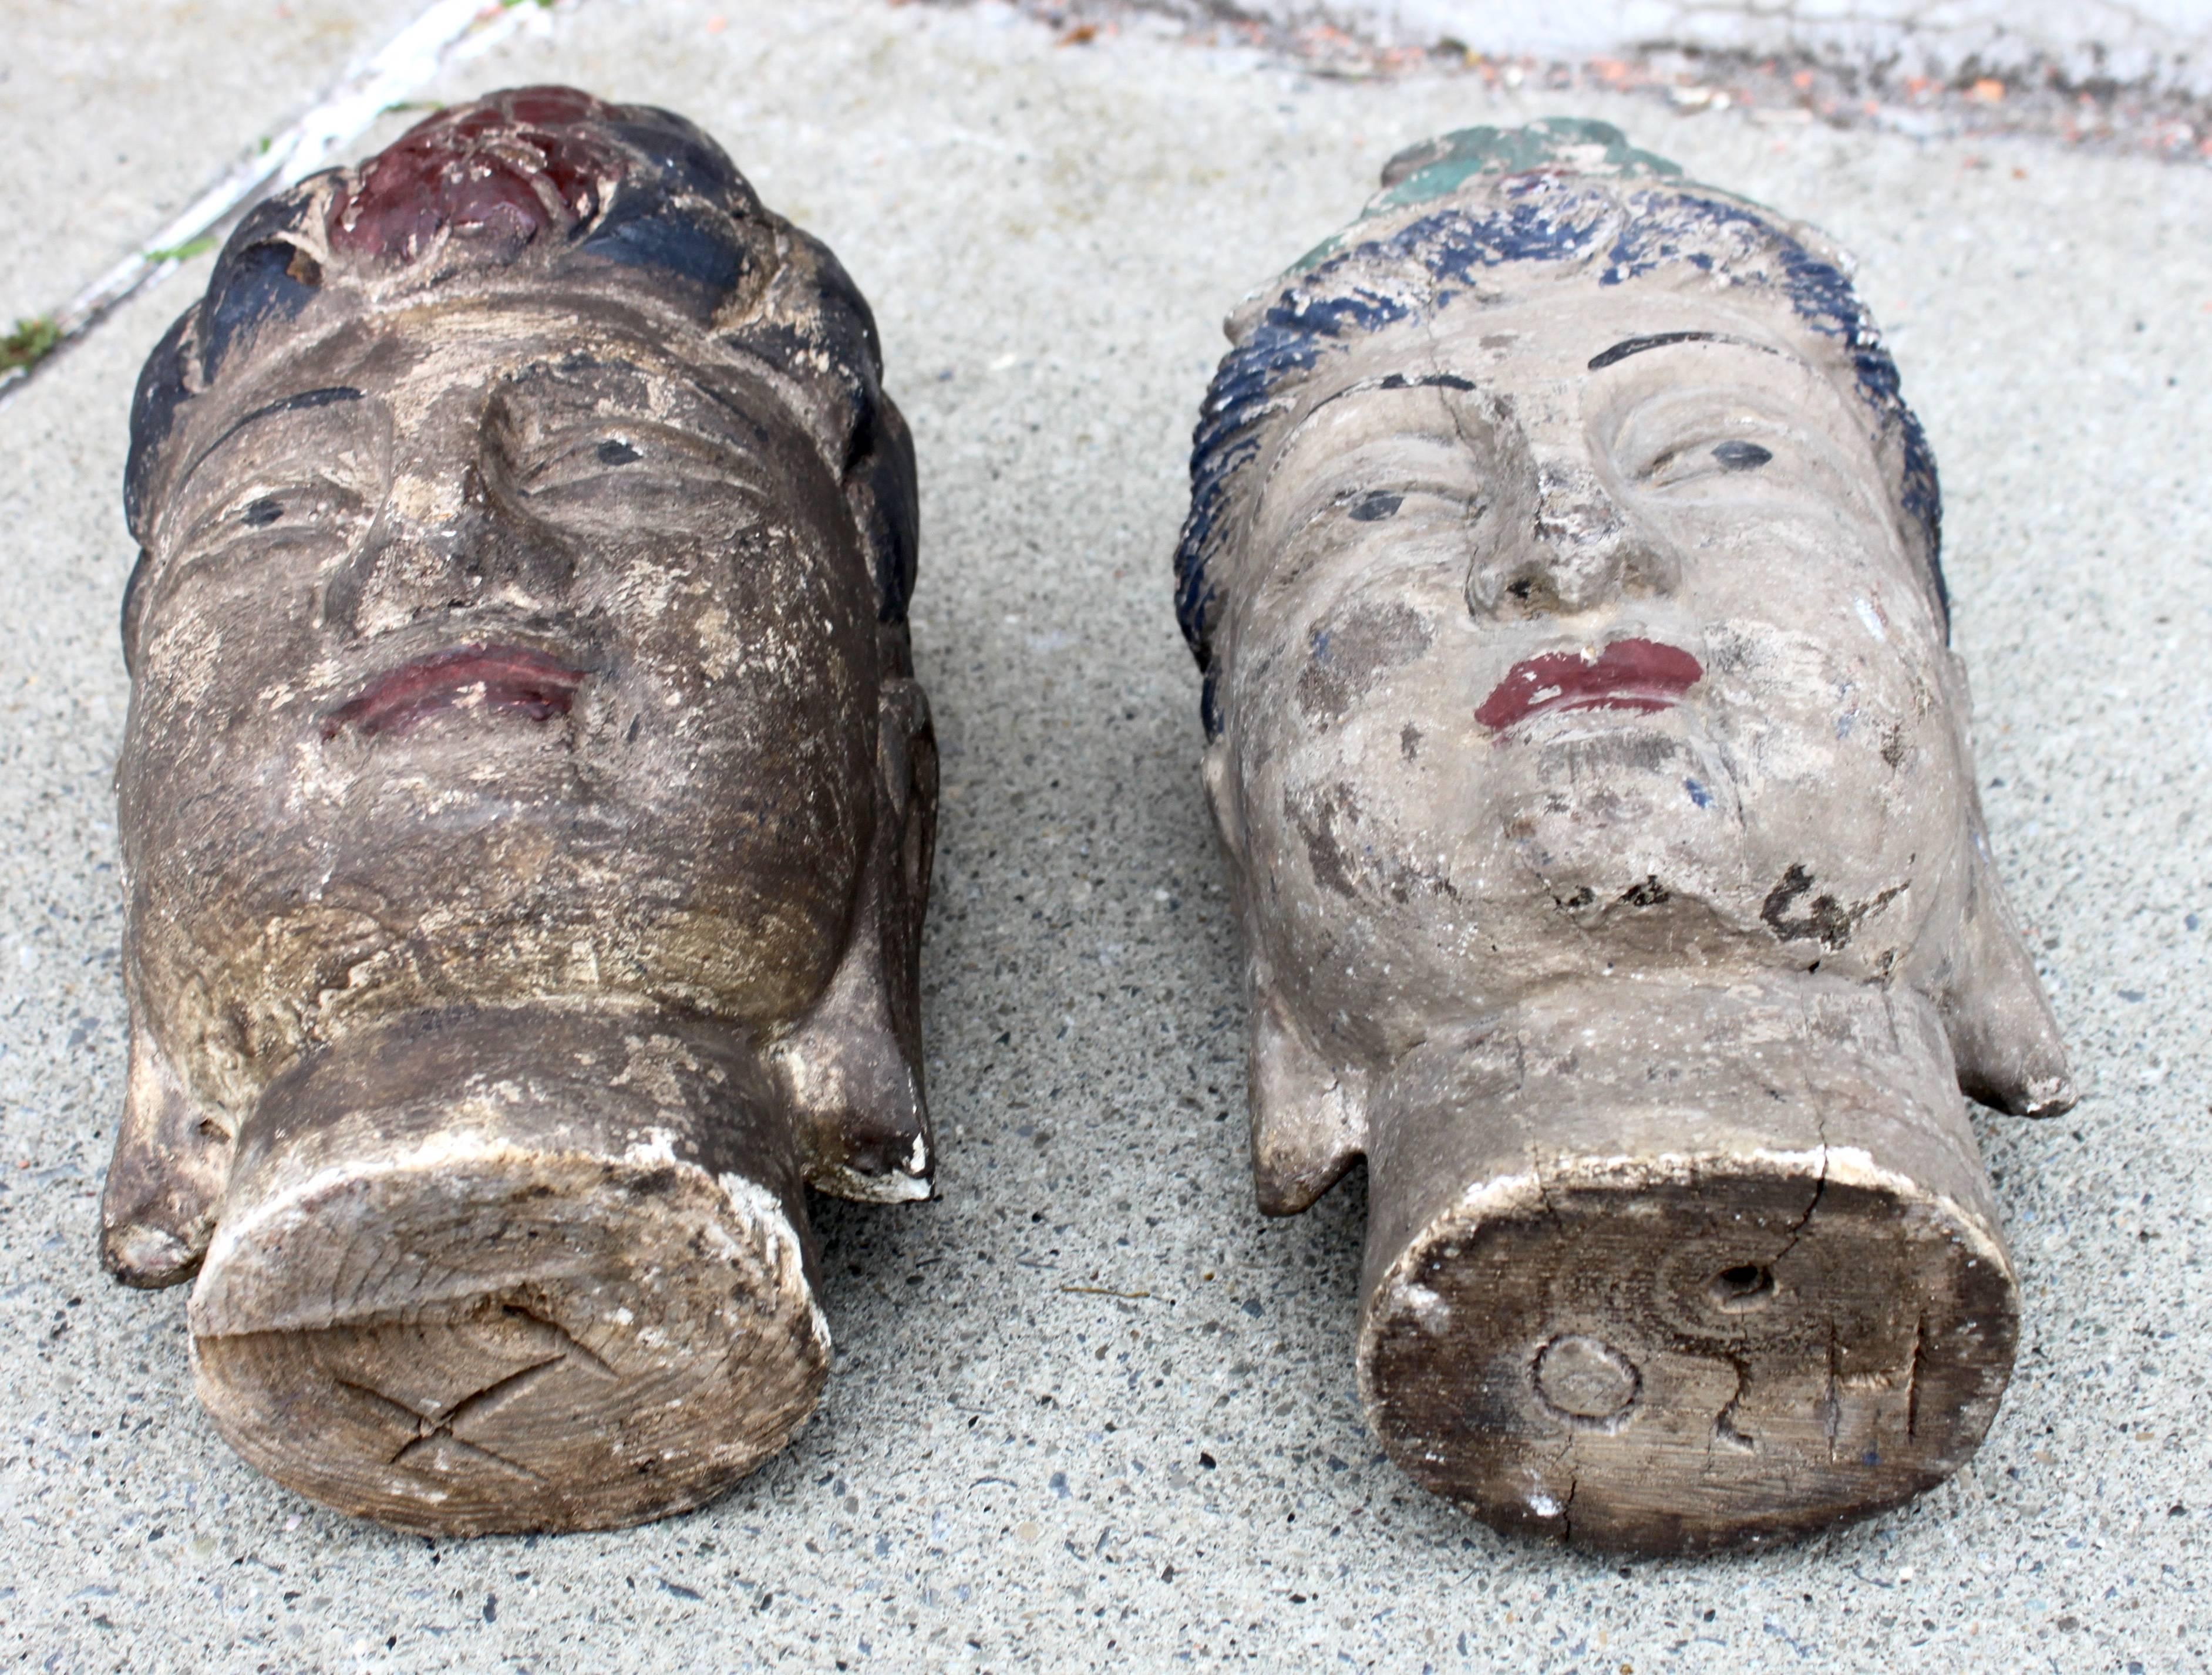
[1468,459,1679,618]
[323,466,575,637]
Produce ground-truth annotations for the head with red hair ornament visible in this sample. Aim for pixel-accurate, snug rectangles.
[105,89,938,1534]
[126,86,915,626]
[326,86,633,265]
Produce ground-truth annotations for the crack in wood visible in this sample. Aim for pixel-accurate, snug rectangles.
[1905,1311,1928,1441]
[334,1337,591,1485]
[500,1301,620,1380]
[1822,1326,1843,1464]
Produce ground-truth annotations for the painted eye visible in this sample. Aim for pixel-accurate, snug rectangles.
[1349,492,1403,523]
[241,497,284,527]
[1711,440,1772,472]
[596,439,641,466]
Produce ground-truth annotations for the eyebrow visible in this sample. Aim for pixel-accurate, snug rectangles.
[176,385,366,499]
[1264,369,1480,478]
[1587,332,1780,371]
[1299,370,1477,421]
[1374,372,1475,393]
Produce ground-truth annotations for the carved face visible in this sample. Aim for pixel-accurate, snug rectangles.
[119,284,881,1108]
[1211,269,1974,1059]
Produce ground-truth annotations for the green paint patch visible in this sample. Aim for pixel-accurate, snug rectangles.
[1373,117,1682,213]
[146,235,218,265]
[1288,230,1348,274]
[1,315,61,376]
[1287,117,1688,274]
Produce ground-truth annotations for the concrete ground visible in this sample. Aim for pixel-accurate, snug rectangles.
[1188,0,2212,96]
[2,1,2207,1669]
[2,0,426,329]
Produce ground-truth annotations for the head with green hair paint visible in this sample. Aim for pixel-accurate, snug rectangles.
[1176,117,1942,737]
[1176,124,2070,1555]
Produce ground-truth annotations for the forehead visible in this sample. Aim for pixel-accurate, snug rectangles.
[1312,265,1833,399]
[203,289,733,414]
[1250,273,1876,501]
[160,288,820,507]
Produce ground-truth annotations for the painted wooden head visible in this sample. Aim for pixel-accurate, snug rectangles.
[1177,120,2070,1552]
[103,88,937,1533]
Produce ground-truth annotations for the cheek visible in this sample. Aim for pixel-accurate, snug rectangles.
[1649,497,1947,738]
[136,575,327,727]
[1233,625,1484,928]
[596,524,875,767]
[599,521,812,665]
[1701,599,1948,771]
[1658,497,1915,616]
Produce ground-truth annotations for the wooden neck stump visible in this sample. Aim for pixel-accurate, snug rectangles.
[1356,975,2016,1555]
[188,1005,827,1535]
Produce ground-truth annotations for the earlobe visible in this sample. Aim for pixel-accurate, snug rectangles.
[102,968,232,1287]
[776,904,932,1199]
[1248,977,1366,1214]
[1202,736,1242,854]
[1210,740,1363,1211]
[775,676,937,1201]
[1941,830,2075,1118]
[120,549,150,678]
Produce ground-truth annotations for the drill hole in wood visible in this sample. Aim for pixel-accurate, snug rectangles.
[1707,1263,1777,1313]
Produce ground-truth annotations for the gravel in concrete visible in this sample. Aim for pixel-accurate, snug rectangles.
[1,2,2206,1668]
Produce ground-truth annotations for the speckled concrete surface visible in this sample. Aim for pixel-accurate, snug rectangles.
[4,0,426,329]
[1215,0,2212,95]
[1,2,2206,1669]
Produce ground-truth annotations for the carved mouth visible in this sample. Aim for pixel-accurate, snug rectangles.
[323,642,588,740]
[1476,638,1703,732]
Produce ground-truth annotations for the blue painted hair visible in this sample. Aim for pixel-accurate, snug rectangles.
[1175,119,1944,736]
[125,86,917,628]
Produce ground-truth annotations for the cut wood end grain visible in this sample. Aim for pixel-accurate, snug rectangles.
[1358,1151,2016,1555]
[189,1140,829,1535]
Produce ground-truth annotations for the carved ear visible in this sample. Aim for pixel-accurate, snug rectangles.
[1208,740,1367,1212]
[776,676,937,1201]
[1202,737,1243,858]
[1941,825,2075,1118]
[1205,730,1368,1208]
[102,969,233,1286]
[1249,978,1366,1215]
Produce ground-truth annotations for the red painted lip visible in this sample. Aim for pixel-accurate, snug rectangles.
[1476,637,1703,732]
[323,642,587,740]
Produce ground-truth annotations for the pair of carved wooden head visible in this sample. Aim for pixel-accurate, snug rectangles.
[104,95,2068,1553]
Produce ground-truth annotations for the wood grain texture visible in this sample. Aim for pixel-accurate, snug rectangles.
[1361,1165,2014,1553]
[1355,977,2016,1553]
[187,1006,828,1534]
